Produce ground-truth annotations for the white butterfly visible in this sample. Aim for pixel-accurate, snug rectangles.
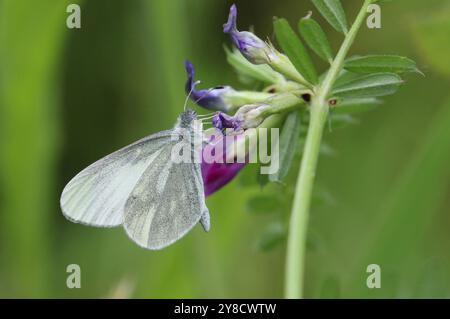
[60,109,210,250]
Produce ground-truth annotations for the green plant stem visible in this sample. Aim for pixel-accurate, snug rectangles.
[284,0,372,299]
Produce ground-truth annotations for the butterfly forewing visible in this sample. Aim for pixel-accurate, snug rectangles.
[60,131,172,227]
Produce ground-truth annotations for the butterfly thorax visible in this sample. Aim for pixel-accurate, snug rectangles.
[177,109,197,128]
[172,109,203,147]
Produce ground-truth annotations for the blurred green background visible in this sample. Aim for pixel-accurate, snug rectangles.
[0,0,450,298]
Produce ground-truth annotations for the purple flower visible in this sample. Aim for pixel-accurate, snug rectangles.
[212,104,270,132]
[185,60,234,112]
[224,4,275,64]
[212,112,242,131]
[202,161,246,197]
[201,134,246,196]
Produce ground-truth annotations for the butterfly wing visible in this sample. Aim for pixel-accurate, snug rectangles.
[60,131,172,227]
[123,142,209,250]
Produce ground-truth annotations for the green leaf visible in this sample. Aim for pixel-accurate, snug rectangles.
[273,17,318,84]
[333,97,382,114]
[311,0,348,34]
[269,111,302,183]
[333,70,362,87]
[329,113,359,129]
[298,14,334,63]
[246,195,281,215]
[256,222,286,252]
[344,55,422,75]
[332,73,403,98]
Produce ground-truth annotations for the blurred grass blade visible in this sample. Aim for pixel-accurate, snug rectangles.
[352,97,450,296]
[273,18,318,84]
[411,7,450,77]
[344,55,422,74]
[0,0,67,297]
[332,73,403,98]
[311,0,348,34]
[298,14,333,63]
[333,97,382,114]
[144,0,190,121]
[269,111,302,183]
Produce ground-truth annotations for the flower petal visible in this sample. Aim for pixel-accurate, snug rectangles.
[223,4,273,64]
[223,3,237,33]
[201,133,247,196]
[212,112,242,131]
[184,60,233,112]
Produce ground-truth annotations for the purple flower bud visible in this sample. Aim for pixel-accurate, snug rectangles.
[201,134,246,196]
[212,112,242,131]
[212,103,270,132]
[234,103,270,129]
[223,4,276,64]
[185,60,234,112]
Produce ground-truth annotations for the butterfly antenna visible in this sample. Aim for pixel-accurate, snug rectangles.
[197,111,216,118]
[184,80,201,111]
[195,87,215,104]
[198,114,216,121]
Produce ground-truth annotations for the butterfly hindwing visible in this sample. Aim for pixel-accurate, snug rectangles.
[123,140,208,250]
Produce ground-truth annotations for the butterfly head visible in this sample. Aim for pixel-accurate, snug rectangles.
[178,109,198,128]
[174,109,203,142]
